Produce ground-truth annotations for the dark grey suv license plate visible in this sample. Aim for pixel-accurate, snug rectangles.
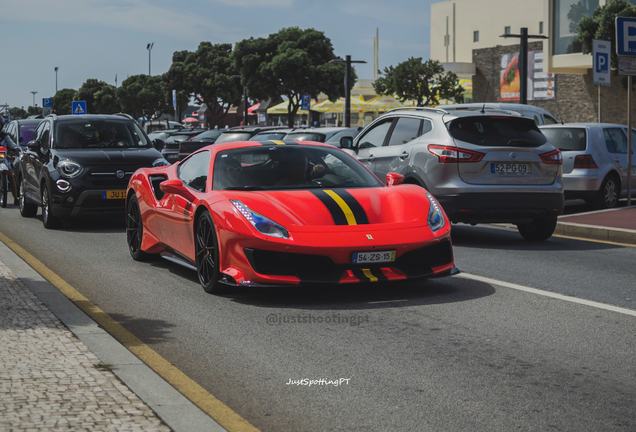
[491,163,532,174]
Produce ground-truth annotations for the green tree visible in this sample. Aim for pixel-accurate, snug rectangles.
[9,107,28,119]
[116,74,168,120]
[166,43,242,126]
[75,79,121,114]
[576,0,636,68]
[52,88,76,115]
[27,106,43,116]
[373,58,464,107]
[234,27,351,127]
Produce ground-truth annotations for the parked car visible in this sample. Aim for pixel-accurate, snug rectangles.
[126,140,458,293]
[540,123,636,208]
[249,128,294,141]
[161,129,206,164]
[285,127,360,145]
[178,129,225,161]
[19,114,168,228]
[442,103,560,125]
[214,126,288,144]
[142,120,183,134]
[340,107,564,241]
[324,127,364,147]
[148,129,184,142]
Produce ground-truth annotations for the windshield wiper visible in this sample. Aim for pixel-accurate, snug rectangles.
[223,186,266,190]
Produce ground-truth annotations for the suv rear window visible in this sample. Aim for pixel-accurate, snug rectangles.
[448,116,547,147]
[541,128,586,151]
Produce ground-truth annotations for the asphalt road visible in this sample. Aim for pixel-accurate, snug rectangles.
[1,203,635,432]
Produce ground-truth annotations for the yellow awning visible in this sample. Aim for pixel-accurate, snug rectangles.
[266,100,311,115]
[366,96,404,111]
[312,95,370,113]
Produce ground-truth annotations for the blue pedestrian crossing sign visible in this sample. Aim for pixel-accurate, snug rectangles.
[72,101,87,115]
[42,98,52,108]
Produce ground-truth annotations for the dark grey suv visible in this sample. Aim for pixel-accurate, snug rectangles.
[19,114,168,228]
[341,107,564,241]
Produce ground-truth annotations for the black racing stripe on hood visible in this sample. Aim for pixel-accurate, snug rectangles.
[332,189,369,225]
[310,190,348,225]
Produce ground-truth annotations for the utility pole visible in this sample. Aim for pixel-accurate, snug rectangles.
[54,67,58,94]
[30,91,38,109]
[500,28,548,104]
[329,55,366,127]
[147,43,154,76]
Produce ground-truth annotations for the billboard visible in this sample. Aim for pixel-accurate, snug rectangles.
[500,51,555,102]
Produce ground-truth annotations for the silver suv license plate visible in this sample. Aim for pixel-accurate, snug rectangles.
[491,163,532,174]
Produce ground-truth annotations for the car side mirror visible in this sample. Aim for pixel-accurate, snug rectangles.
[160,179,196,201]
[27,140,40,151]
[386,172,404,187]
[339,136,353,149]
[153,138,165,151]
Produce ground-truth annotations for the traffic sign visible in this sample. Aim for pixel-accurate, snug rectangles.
[172,89,177,109]
[616,17,636,56]
[42,98,52,108]
[593,40,611,86]
[72,101,87,115]
[301,94,310,111]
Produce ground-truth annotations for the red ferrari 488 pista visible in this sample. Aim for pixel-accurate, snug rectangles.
[126,140,457,293]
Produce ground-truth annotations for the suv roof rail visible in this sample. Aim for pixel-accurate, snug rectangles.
[386,106,450,114]
[114,113,135,120]
[45,114,57,120]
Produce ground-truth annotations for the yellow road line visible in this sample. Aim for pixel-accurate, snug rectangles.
[324,190,357,225]
[361,269,378,282]
[552,233,636,248]
[0,231,260,432]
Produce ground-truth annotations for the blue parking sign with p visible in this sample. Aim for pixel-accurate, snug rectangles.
[616,17,636,56]
[593,39,611,86]
[301,94,310,111]
[596,52,609,72]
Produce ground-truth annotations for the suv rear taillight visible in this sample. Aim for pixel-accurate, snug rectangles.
[539,149,562,165]
[428,145,484,163]
[573,154,598,169]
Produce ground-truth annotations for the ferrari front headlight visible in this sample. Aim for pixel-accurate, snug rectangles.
[231,200,289,239]
[426,193,445,232]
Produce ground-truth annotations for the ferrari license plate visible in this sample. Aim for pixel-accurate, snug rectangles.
[103,190,126,199]
[491,163,532,174]
[352,250,396,264]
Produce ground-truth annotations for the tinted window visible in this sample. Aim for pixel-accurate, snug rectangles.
[544,115,559,125]
[54,119,150,149]
[250,132,288,141]
[357,118,393,148]
[603,128,627,154]
[214,132,253,144]
[541,128,586,151]
[286,133,326,142]
[387,117,422,146]
[448,116,547,147]
[178,151,210,192]
[193,130,223,141]
[19,123,38,144]
[213,145,383,191]
[40,122,51,151]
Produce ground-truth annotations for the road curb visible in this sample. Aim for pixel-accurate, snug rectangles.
[555,221,636,245]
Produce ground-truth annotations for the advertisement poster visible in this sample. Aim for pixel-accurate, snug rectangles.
[500,51,555,101]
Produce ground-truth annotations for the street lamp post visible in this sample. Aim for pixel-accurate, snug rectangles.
[329,55,366,127]
[147,43,154,76]
[54,67,58,94]
[30,91,38,110]
[500,28,548,104]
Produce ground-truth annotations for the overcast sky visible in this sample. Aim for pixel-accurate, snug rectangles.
[1,0,439,109]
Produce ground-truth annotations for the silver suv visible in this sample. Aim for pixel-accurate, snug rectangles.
[540,123,636,208]
[340,107,564,241]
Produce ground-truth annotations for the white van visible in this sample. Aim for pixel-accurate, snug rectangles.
[142,120,183,134]
[441,103,560,126]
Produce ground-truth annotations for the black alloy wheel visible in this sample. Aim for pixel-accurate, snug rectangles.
[595,175,619,209]
[0,172,7,208]
[126,194,154,261]
[195,212,222,293]
[517,216,558,241]
[19,178,37,217]
[41,184,62,229]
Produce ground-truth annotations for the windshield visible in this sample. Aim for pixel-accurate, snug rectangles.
[540,128,587,151]
[192,130,223,141]
[249,132,288,141]
[214,132,254,144]
[285,132,326,142]
[448,116,547,147]
[19,124,38,144]
[54,120,150,149]
[213,145,383,191]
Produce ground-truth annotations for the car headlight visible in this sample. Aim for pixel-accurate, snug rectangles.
[153,157,171,167]
[426,193,445,232]
[231,200,289,239]
[57,159,82,178]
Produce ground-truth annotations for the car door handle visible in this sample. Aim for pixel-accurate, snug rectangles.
[399,151,409,160]
[615,158,621,163]
[367,155,375,162]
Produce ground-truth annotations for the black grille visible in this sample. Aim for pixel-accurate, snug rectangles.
[244,239,453,283]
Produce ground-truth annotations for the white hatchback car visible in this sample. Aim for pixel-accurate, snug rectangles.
[540,123,636,208]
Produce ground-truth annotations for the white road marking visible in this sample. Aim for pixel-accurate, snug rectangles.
[459,273,636,317]
[368,299,409,304]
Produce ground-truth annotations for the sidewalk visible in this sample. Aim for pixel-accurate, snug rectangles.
[556,205,636,245]
[0,240,227,432]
